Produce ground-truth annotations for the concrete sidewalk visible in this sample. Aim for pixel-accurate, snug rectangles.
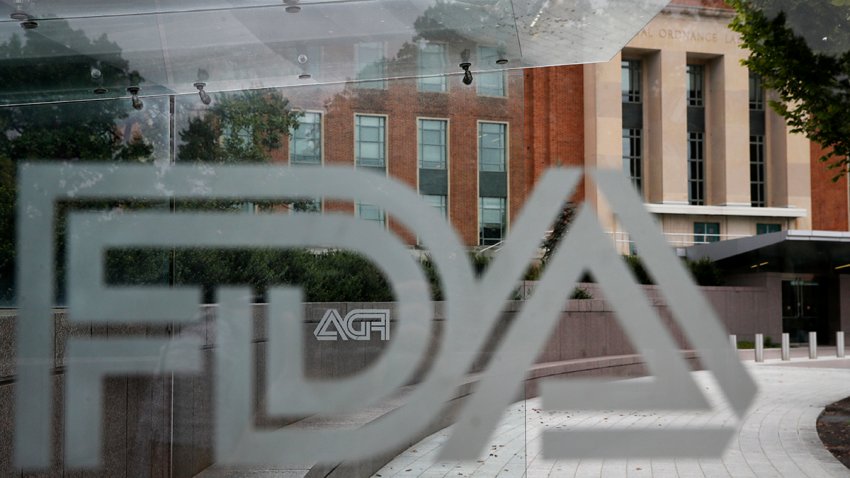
[375,358,850,477]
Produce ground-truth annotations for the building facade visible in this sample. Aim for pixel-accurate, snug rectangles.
[266,0,846,254]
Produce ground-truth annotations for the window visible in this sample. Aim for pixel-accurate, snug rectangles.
[688,132,705,205]
[355,115,386,167]
[418,43,447,92]
[479,122,506,172]
[290,112,321,165]
[356,42,386,89]
[422,194,447,218]
[357,202,385,225]
[476,46,506,97]
[419,119,447,169]
[687,64,704,107]
[749,72,764,110]
[757,223,781,235]
[621,59,641,103]
[750,135,765,207]
[479,197,506,245]
[694,222,720,244]
[622,128,642,192]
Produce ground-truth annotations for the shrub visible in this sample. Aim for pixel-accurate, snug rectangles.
[686,257,724,286]
[623,255,653,285]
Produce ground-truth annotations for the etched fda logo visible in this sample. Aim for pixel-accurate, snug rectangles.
[13,163,756,470]
[314,309,391,341]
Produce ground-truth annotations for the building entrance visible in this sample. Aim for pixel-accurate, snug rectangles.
[781,279,826,344]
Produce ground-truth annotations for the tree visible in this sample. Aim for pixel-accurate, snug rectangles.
[540,203,577,264]
[0,21,155,304]
[177,89,301,164]
[728,0,850,177]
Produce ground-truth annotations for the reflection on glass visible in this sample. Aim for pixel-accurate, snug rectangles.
[418,119,447,169]
[479,196,505,245]
[355,114,387,168]
[477,46,506,97]
[356,42,388,90]
[418,43,448,92]
[290,111,322,165]
[479,122,506,172]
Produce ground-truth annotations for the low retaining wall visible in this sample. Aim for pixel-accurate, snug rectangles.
[0,283,767,476]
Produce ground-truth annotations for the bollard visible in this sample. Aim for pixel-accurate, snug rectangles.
[781,333,790,361]
[838,331,845,359]
[809,332,817,359]
[755,333,764,363]
[730,334,737,350]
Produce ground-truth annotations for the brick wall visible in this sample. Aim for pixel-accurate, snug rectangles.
[810,142,849,231]
[283,72,526,247]
[523,66,586,203]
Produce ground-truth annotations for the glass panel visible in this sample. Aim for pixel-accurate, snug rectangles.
[749,72,764,110]
[356,114,385,167]
[687,64,704,107]
[0,0,676,106]
[477,46,506,97]
[479,122,506,172]
[290,111,322,164]
[688,131,704,205]
[478,196,506,245]
[419,119,447,169]
[11,0,832,474]
[621,59,641,103]
[418,43,447,92]
[622,128,642,192]
[422,194,447,218]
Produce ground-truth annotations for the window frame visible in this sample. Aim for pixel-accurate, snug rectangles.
[687,64,705,107]
[688,131,705,206]
[355,42,388,89]
[418,118,448,170]
[478,121,508,173]
[354,114,387,168]
[478,196,507,246]
[749,72,765,111]
[750,135,766,207]
[621,59,642,103]
[756,223,781,235]
[356,202,386,226]
[694,222,720,244]
[476,46,506,97]
[418,42,448,93]
[622,128,642,192]
[289,111,323,165]
[422,194,448,219]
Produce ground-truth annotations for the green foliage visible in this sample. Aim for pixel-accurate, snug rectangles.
[523,263,542,281]
[686,257,725,286]
[737,336,779,349]
[624,255,653,285]
[469,252,491,277]
[728,0,850,177]
[570,287,593,300]
[164,249,393,303]
[177,90,301,163]
[622,255,724,286]
[420,257,443,301]
[0,23,161,304]
[541,203,577,265]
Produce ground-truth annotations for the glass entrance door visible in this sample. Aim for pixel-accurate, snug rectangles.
[782,279,825,344]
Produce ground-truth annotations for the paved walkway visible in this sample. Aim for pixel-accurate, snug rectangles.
[376,358,850,477]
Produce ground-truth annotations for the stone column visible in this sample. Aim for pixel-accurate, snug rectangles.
[646,49,687,205]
